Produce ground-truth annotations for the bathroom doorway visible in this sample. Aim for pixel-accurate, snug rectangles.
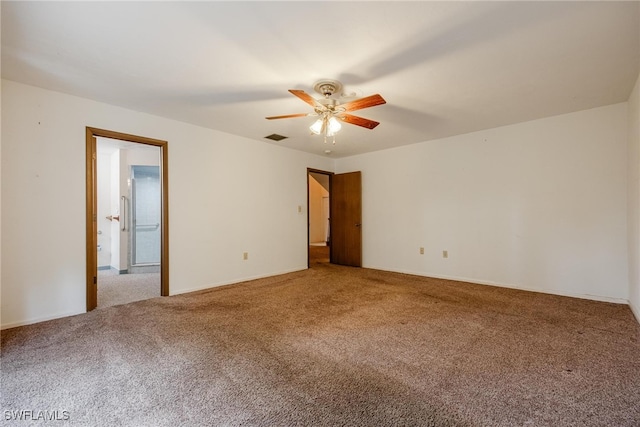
[86,128,169,311]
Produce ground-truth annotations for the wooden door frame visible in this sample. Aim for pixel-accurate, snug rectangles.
[307,168,333,267]
[86,127,169,311]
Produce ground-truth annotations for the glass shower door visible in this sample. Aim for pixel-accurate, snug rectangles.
[131,165,161,267]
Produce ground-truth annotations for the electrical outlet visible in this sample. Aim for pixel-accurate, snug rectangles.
[420,247,424,255]
[243,252,248,260]
[442,250,448,258]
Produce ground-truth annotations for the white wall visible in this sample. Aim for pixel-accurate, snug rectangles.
[0,81,3,316]
[96,148,112,268]
[337,103,629,303]
[628,72,640,322]
[0,79,333,328]
[109,150,121,271]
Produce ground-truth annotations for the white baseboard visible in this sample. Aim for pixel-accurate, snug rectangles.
[366,266,629,305]
[630,300,640,325]
[5,266,634,329]
[1,309,86,331]
[1,267,308,329]
[170,267,308,296]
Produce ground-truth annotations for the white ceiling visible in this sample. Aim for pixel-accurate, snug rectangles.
[2,1,639,158]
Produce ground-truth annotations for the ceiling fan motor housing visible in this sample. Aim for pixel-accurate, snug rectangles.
[313,79,343,98]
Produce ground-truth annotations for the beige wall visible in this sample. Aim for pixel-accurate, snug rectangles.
[337,103,629,304]
[628,72,640,323]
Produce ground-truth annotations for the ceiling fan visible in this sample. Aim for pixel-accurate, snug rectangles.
[266,79,386,144]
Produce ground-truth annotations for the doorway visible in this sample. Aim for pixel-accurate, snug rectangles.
[307,169,362,268]
[308,169,332,266]
[86,128,169,311]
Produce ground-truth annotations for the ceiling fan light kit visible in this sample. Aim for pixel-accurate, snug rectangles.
[310,116,341,136]
[266,79,386,145]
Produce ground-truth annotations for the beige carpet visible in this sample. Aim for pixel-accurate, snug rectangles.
[97,270,160,309]
[2,256,639,426]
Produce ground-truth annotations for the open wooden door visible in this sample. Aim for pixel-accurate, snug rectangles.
[330,171,362,267]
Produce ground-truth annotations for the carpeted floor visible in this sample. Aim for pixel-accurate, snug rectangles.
[308,244,329,264]
[2,252,639,426]
[97,270,161,309]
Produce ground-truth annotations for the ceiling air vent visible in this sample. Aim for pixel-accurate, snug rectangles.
[264,134,288,142]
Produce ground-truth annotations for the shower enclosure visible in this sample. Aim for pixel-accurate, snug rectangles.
[129,165,161,273]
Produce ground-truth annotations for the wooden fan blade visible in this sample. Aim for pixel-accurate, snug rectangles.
[339,94,386,112]
[289,89,319,107]
[340,113,380,130]
[266,113,309,120]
